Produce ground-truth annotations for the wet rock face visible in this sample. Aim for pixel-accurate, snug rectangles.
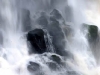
[48,17,66,56]
[50,9,63,20]
[50,55,61,64]
[82,24,98,42]
[47,62,59,70]
[27,61,43,75]
[34,9,70,56]
[49,54,66,67]
[27,61,40,72]
[88,25,98,40]
[26,9,72,56]
[27,29,47,54]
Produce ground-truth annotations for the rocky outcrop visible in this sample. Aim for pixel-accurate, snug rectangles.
[88,25,98,41]
[50,9,63,20]
[50,54,62,64]
[47,16,67,56]
[82,24,98,42]
[47,62,59,70]
[27,9,72,56]
[27,29,47,54]
[37,12,48,27]
[29,9,72,56]
[27,61,40,72]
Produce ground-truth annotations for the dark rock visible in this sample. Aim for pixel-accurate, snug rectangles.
[47,62,59,70]
[50,55,61,64]
[82,24,100,63]
[88,25,98,40]
[47,17,67,56]
[27,61,40,72]
[21,9,31,32]
[27,29,47,54]
[27,61,44,75]
[82,24,98,41]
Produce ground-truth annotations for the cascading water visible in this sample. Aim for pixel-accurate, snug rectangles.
[0,0,100,75]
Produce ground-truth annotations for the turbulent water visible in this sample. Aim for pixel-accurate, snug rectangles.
[0,0,100,75]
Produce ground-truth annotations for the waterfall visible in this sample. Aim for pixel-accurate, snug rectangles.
[0,0,100,75]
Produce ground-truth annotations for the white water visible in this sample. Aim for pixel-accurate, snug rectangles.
[0,0,100,75]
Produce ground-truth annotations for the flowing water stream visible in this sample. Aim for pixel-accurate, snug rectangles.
[0,0,100,75]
